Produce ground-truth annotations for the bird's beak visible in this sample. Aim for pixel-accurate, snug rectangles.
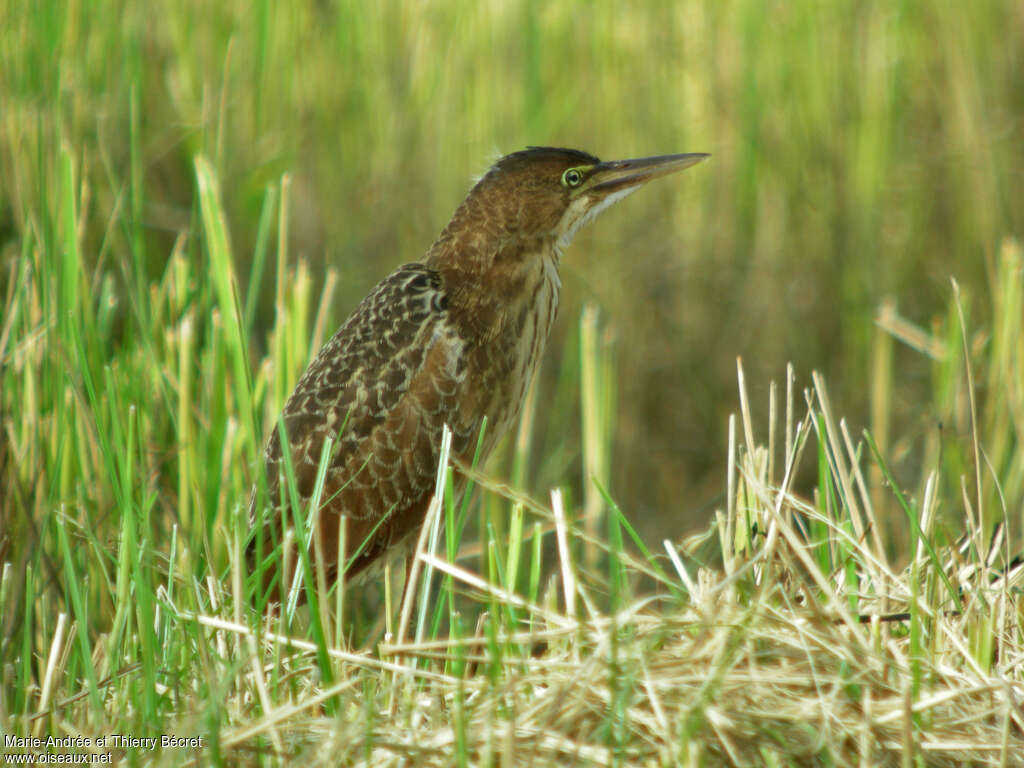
[589,153,709,194]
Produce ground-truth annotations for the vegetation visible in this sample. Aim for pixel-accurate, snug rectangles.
[1,0,1022,764]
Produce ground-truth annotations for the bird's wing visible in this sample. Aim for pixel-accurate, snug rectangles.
[256,263,472,574]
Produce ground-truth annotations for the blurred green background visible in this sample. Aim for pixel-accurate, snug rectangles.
[2,0,1022,543]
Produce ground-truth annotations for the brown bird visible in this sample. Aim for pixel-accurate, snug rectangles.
[249,147,707,603]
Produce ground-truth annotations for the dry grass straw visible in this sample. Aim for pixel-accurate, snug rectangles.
[131,358,1021,766]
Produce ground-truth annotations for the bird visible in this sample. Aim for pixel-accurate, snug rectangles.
[249,146,708,604]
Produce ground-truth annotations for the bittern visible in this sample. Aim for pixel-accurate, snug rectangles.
[250,147,707,602]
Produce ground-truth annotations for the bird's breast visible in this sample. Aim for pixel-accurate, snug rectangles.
[462,251,561,445]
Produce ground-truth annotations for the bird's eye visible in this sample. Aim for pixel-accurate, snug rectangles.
[562,168,584,188]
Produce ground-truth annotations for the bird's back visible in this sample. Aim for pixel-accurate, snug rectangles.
[252,265,465,586]
[249,257,553,597]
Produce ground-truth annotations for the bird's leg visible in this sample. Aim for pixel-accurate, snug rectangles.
[398,552,417,627]
[385,552,420,717]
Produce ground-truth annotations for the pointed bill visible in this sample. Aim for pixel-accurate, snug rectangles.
[589,153,709,194]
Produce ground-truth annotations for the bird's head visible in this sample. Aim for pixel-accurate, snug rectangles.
[425,147,708,335]
[430,147,708,264]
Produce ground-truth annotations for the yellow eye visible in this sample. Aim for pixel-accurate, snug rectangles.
[562,168,584,188]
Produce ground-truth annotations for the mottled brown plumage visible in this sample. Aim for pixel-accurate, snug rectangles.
[250,147,707,602]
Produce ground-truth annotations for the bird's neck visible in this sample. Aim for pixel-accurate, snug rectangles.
[424,231,562,344]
